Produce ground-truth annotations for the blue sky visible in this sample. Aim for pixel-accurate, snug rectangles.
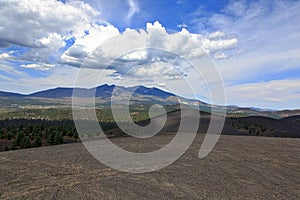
[0,0,299,109]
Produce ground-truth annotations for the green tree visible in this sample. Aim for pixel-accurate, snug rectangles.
[73,129,79,142]
[33,124,40,134]
[16,131,25,146]
[28,125,33,133]
[20,136,31,148]
[6,132,13,140]
[41,123,45,131]
[256,130,260,136]
[249,128,253,134]
[34,136,42,147]
[67,130,73,137]
[19,124,24,131]
[11,143,17,150]
[47,131,56,145]
[62,129,67,136]
[54,132,63,145]
[0,129,4,139]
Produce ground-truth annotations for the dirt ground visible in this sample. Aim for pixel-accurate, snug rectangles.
[0,134,299,199]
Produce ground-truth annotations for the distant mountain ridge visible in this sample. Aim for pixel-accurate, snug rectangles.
[1,84,300,118]
[0,84,176,99]
[0,91,24,98]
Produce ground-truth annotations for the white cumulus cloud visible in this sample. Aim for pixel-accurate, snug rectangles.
[61,21,237,81]
[208,31,226,39]
[60,24,120,67]
[0,0,100,48]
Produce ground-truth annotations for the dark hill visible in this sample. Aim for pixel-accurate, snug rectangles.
[0,91,24,98]
[232,116,300,138]
[29,87,74,98]
[280,115,300,125]
[135,109,300,138]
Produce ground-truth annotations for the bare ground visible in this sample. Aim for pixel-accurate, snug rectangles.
[0,134,299,200]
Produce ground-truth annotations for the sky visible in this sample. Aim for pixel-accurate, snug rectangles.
[0,0,299,109]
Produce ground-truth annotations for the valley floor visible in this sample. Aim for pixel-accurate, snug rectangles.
[0,134,299,199]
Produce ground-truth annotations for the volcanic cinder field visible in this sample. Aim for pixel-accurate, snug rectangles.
[1,134,299,200]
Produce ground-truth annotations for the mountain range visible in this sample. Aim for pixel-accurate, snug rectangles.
[0,84,299,118]
[0,84,175,99]
[0,84,300,139]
